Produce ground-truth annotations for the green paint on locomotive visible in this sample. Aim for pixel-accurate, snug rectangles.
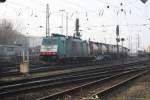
[40,34,67,62]
[40,33,89,63]
[40,56,56,62]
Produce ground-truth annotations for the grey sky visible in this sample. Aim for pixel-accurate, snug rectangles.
[0,0,150,51]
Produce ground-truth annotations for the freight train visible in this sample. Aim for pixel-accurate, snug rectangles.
[40,18,129,63]
[40,33,130,63]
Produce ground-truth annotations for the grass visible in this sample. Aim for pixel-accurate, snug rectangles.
[103,72,150,100]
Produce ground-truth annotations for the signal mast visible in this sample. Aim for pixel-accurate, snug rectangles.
[74,18,81,38]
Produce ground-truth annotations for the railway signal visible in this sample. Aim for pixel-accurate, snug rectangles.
[116,25,120,60]
[121,38,125,64]
[116,25,119,36]
[74,18,81,38]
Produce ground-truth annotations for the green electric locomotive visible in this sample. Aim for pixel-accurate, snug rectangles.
[40,33,90,63]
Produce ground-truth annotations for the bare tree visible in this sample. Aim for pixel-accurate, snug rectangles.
[0,19,25,45]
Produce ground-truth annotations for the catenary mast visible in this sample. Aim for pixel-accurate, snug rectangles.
[46,4,50,37]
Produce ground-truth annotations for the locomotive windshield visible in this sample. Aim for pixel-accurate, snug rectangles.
[42,37,57,46]
[41,37,58,53]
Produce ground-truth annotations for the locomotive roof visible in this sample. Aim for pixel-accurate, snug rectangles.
[51,33,81,40]
[51,33,66,37]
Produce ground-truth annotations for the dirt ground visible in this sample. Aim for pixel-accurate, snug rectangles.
[102,71,150,100]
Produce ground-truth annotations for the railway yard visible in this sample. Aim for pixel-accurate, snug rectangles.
[0,57,150,100]
[0,0,150,100]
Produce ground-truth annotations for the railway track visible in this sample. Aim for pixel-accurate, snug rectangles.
[0,66,125,87]
[0,58,148,78]
[93,71,149,100]
[0,60,149,100]
[0,60,112,77]
[0,58,147,83]
[36,68,149,100]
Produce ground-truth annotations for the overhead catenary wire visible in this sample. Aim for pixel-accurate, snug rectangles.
[6,0,149,19]
[2,1,149,37]
[95,0,149,22]
[127,0,149,18]
[6,0,148,24]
